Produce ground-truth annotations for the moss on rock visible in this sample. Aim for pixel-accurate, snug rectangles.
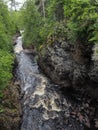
[0,83,21,130]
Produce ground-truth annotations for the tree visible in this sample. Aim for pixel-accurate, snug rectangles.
[63,0,98,44]
[0,0,15,97]
[35,0,47,20]
[47,0,64,22]
[21,0,98,50]
[22,0,42,47]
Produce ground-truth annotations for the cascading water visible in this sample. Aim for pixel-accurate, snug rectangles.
[14,36,23,54]
[14,36,88,130]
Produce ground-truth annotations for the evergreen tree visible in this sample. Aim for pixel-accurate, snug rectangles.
[0,0,15,97]
[22,0,42,48]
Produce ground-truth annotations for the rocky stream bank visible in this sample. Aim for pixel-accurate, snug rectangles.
[0,80,21,130]
[0,34,98,130]
[38,38,98,129]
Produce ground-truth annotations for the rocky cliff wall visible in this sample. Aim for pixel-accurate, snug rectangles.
[38,39,98,99]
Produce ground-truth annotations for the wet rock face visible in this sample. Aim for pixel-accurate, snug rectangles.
[38,40,98,99]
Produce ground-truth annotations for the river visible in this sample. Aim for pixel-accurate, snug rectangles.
[14,36,96,130]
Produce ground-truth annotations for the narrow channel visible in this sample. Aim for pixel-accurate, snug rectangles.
[14,36,89,130]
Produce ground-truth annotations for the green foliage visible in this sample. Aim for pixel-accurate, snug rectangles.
[22,0,42,48]
[21,0,98,49]
[47,0,64,21]
[0,0,15,97]
[0,0,16,35]
[0,21,11,50]
[64,0,98,44]
[39,20,55,43]
[0,50,14,89]
[11,11,24,30]
[21,0,65,48]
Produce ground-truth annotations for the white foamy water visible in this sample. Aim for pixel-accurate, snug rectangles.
[92,44,98,61]
[14,36,23,54]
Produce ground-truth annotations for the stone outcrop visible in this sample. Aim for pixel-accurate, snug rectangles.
[38,38,98,99]
[0,83,21,130]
